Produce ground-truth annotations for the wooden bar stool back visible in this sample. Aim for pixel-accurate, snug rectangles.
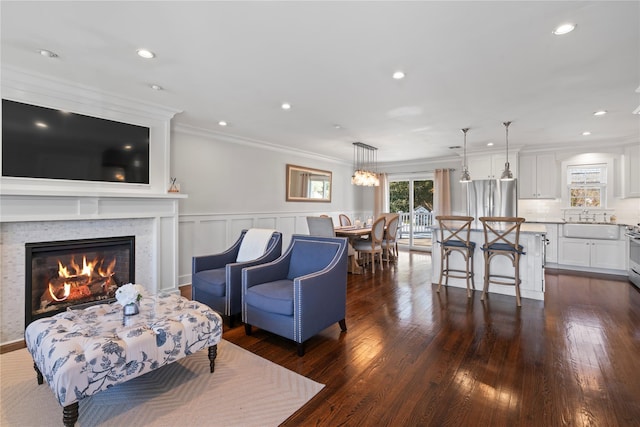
[478,216,526,306]
[435,215,476,297]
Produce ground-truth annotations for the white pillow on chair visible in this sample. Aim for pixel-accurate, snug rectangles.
[236,229,276,262]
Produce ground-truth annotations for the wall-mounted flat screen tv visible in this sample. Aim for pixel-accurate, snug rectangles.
[2,99,150,184]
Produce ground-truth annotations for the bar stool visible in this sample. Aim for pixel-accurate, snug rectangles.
[479,216,526,306]
[435,216,476,297]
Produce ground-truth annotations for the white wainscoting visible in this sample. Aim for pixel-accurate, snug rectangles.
[178,211,363,286]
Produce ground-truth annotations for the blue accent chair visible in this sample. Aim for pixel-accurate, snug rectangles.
[192,230,282,327]
[242,234,348,356]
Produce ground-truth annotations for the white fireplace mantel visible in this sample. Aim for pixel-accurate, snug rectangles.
[0,192,187,344]
[0,191,186,223]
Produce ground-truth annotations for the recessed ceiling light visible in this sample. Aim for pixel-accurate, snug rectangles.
[281,102,291,110]
[392,71,405,80]
[150,84,163,91]
[136,49,155,59]
[38,49,58,58]
[553,23,576,35]
[218,121,228,127]
[582,131,591,136]
[487,142,494,147]
[35,121,48,128]
[123,144,133,150]
[333,124,342,129]
[593,110,607,116]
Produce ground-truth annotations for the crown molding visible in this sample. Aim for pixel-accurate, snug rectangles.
[1,65,182,122]
[173,123,350,166]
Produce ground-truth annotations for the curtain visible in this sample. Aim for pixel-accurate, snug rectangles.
[434,169,451,216]
[300,173,310,197]
[374,173,389,218]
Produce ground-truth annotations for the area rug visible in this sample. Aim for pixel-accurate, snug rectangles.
[0,339,324,426]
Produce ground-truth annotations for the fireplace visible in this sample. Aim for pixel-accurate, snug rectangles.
[25,236,135,325]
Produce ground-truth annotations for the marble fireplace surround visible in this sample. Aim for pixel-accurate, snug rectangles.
[0,193,185,344]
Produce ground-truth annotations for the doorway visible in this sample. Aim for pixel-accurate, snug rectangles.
[388,175,434,251]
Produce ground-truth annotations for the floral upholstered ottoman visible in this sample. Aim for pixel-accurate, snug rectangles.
[24,292,223,427]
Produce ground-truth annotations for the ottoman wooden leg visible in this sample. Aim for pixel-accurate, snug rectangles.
[63,402,79,427]
[33,362,43,385]
[208,345,218,373]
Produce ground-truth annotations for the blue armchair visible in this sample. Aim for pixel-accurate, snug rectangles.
[242,234,348,356]
[192,229,282,327]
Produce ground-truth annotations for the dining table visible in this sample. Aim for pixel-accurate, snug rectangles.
[334,225,372,274]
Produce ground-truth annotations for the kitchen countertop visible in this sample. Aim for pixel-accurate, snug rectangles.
[522,218,565,224]
[523,218,637,227]
[434,222,547,234]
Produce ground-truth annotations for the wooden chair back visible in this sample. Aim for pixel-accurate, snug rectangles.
[384,214,400,244]
[339,214,352,226]
[478,216,526,252]
[435,215,474,248]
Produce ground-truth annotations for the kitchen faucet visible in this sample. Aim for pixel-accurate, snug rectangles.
[578,210,587,222]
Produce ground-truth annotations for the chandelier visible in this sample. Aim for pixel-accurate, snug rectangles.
[351,142,380,186]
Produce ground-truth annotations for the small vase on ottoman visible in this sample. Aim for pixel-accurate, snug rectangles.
[123,302,139,316]
[116,283,144,315]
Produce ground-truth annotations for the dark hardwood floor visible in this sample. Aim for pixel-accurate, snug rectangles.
[194,251,640,426]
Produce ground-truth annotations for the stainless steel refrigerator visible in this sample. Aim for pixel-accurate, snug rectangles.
[466,179,517,224]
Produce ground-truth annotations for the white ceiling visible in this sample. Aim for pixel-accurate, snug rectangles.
[1,1,639,165]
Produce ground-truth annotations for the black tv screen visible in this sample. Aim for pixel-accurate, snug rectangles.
[2,99,150,184]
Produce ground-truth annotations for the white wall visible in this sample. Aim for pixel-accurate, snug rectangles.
[170,127,368,285]
[171,128,360,215]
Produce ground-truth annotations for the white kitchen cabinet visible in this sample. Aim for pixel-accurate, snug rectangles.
[518,154,557,199]
[543,223,558,264]
[590,240,627,270]
[623,144,640,198]
[558,237,627,271]
[467,153,518,179]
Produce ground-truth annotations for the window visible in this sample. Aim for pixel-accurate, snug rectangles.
[567,164,606,207]
[308,175,330,199]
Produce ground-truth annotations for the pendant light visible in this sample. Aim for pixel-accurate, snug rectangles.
[460,128,472,183]
[500,121,514,181]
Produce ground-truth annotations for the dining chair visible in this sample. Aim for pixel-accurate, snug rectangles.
[353,216,386,272]
[306,216,336,237]
[479,216,526,306]
[307,216,357,268]
[338,214,352,226]
[434,216,476,297]
[381,214,400,265]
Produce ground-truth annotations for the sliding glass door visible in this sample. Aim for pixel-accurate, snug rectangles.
[389,175,434,251]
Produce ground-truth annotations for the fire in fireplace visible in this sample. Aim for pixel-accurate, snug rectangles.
[25,236,135,325]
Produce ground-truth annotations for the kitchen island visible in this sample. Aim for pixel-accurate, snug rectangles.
[431,222,547,301]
